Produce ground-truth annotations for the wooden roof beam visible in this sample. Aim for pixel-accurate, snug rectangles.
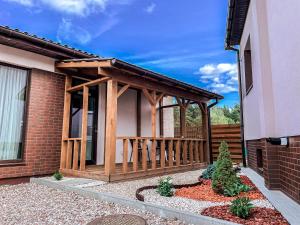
[98,67,209,103]
[67,77,111,92]
[56,60,112,68]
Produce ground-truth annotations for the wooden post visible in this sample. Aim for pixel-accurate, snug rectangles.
[199,102,209,163]
[176,97,190,138]
[80,86,89,171]
[60,75,72,169]
[180,107,186,137]
[105,80,118,176]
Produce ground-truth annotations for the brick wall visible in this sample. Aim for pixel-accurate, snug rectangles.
[247,138,300,203]
[0,69,65,180]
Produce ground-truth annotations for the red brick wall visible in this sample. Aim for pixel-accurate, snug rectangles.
[0,69,65,180]
[247,138,300,203]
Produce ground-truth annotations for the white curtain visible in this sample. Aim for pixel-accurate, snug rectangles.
[0,65,27,160]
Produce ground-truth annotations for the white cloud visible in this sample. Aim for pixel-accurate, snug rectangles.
[145,2,156,14]
[5,0,33,6]
[196,63,238,94]
[5,0,133,16]
[57,18,92,44]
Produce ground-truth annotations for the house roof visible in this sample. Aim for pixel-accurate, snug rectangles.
[0,26,97,59]
[225,0,250,47]
[57,58,224,100]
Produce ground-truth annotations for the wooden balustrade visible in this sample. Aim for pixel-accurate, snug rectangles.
[117,137,206,175]
[61,138,82,170]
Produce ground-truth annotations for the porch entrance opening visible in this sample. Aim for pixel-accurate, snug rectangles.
[70,78,98,166]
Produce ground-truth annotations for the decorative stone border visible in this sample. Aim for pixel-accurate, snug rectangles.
[31,177,239,225]
[136,181,202,202]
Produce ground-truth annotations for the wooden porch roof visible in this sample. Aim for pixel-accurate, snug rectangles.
[56,58,223,102]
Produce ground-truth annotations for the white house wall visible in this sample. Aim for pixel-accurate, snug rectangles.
[240,0,267,140]
[96,86,173,165]
[0,44,55,72]
[240,0,300,140]
[266,0,300,137]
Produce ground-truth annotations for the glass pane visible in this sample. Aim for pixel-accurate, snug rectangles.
[70,84,98,164]
[0,65,27,160]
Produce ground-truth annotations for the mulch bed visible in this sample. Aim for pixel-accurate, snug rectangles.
[175,176,265,202]
[201,205,289,225]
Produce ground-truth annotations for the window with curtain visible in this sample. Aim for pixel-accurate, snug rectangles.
[0,65,28,161]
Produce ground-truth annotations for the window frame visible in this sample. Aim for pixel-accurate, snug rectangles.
[0,61,31,166]
[244,37,253,95]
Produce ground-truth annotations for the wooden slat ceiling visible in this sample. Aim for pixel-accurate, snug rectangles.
[226,0,250,46]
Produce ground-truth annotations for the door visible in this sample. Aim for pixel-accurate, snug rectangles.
[69,79,98,165]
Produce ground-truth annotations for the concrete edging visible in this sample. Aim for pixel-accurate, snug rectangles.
[30,177,239,225]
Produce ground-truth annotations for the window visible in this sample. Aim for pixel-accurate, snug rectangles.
[0,64,28,161]
[244,37,253,94]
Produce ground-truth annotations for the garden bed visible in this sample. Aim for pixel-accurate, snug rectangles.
[202,205,289,225]
[175,176,265,202]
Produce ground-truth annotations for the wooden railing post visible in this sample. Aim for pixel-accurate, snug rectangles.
[105,80,118,176]
[122,139,129,173]
[60,75,72,169]
[80,86,89,171]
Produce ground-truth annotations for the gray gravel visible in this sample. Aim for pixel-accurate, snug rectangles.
[0,183,188,225]
[89,169,204,199]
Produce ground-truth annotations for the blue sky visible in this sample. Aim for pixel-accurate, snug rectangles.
[0,0,238,106]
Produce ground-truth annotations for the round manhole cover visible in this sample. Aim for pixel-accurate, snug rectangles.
[87,214,147,225]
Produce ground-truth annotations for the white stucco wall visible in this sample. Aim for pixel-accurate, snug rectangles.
[240,0,300,140]
[96,86,173,165]
[266,0,300,137]
[163,96,175,137]
[0,44,55,72]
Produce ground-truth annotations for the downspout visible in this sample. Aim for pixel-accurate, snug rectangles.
[207,98,218,164]
[226,46,247,167]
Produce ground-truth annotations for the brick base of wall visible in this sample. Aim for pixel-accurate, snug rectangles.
[0,69,65,182]
[247,137,300,204]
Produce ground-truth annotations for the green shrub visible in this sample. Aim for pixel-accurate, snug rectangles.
[212,141,239,194]
[157,177,173,197]
[53,171,63,181]
[230,197,253,219]
[224,183,251,197]
[202,164,216,179]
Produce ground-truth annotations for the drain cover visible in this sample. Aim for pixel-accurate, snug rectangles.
[87,214,147,225]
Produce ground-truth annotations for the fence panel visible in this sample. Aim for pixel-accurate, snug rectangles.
[175,124,242,163]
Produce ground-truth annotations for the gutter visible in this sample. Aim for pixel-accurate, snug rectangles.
[225,46,247,167]
[207,98,219,164]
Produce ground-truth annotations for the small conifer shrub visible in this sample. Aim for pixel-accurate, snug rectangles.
[212,141,239,194]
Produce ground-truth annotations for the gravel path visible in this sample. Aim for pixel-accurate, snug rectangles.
[0,183,187,225]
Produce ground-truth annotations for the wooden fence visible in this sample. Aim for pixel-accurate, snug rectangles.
[175,124,242,163]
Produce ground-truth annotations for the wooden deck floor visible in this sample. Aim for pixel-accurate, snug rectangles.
[61,161,207,182]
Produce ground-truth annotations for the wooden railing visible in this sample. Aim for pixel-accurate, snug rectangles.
[117,137,207,174]
[61,138,82,170]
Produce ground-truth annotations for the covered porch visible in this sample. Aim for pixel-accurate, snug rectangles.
[56,58,222,182]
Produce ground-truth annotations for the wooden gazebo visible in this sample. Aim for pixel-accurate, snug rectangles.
[56,58,223,182]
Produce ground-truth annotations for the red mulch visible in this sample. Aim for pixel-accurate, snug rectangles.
[175,176,265,202]
[201,205,289,225]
